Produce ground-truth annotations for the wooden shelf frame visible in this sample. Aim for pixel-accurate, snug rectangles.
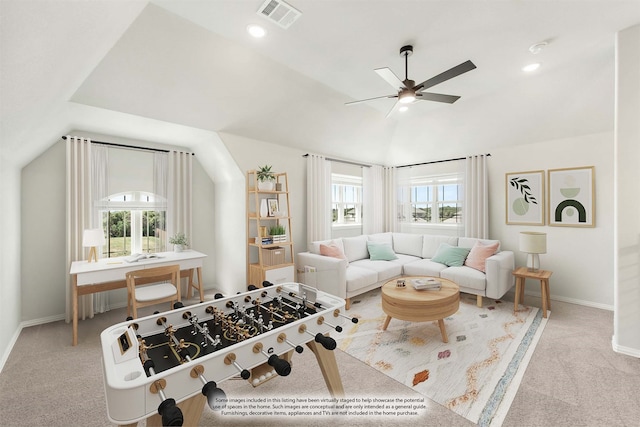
[246,170,295,287]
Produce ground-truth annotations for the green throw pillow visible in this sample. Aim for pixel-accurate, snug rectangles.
[367,242,398,261]
[431,243,471,267]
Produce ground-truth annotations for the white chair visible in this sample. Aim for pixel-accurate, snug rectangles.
[126,264,181,318]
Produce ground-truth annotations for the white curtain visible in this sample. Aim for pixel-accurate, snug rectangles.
[306,154,332,243]
[154,152,169,249]
[65,136,94,322]
[383,166,398,232]
[167,151,192,246]
[363,165,384,234]
[464,154,489,238]
[91,145,109,313]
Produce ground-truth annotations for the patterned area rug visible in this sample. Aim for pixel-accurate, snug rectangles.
[336,289,548,427]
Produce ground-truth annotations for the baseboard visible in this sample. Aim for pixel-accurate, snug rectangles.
[0,324,23,373]
[611,337,640,358]
[507,289,614,311]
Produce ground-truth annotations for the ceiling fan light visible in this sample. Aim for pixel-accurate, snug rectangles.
[399,106,409,112]
[399,92,415,104]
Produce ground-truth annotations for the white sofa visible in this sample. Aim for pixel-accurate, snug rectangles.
[296,232,514,309]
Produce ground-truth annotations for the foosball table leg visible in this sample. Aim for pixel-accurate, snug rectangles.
[306,338,345,398]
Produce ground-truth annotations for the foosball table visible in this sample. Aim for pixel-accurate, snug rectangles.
[100,282,357,426]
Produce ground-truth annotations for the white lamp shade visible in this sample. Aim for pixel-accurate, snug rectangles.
[519,231,547,254]
[83,228,106,247]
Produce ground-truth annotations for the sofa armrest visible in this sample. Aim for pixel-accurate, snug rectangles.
[484,250,515,299]
[296,252,348,299]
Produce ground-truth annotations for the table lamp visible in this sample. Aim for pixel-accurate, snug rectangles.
[519,231,546,272]
[83,228,105,263]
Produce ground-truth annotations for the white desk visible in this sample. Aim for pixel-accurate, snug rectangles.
[69,250,206,346]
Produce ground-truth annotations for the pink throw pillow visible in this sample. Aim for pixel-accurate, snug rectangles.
[320,243,347,260]
[464,241,499,272]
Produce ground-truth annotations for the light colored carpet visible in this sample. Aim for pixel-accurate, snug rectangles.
[3,289,639,427]
[337,289,547,427]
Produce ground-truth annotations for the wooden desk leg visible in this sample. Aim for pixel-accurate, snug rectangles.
[437,319,449,343]
[187,268,195,299]
[306,339,345,398]
[382,315,392,331]
[147,393,206,427]
[540,279,548,318]
[196,267,204,302]
[513,277,521,314]
[72,275,78,346]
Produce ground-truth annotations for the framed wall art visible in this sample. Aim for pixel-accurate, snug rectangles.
[506,170,545,225]
[548,166,595,227]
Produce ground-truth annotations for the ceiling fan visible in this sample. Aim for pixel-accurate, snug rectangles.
[346,45,476,118]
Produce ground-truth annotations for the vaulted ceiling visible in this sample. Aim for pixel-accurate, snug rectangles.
[2,1,640,167]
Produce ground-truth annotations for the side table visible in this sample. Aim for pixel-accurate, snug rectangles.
[512,266,552,318]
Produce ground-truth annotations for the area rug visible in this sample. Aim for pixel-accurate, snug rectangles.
[335,289,548,427]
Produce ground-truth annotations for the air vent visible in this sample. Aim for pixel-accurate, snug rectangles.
[256,0,301,29]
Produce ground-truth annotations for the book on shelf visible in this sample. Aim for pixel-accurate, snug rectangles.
[124,253,161,263]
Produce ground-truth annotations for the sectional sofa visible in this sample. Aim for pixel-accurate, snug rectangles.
[296,232,514,309]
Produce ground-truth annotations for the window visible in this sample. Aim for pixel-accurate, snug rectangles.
[332,174,362,225]
[401,174,462,225]
[98,191,167,257]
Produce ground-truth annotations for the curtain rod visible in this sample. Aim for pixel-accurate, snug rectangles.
[61,135,194,155]
[302,153,372,168]
[396,153,491,168]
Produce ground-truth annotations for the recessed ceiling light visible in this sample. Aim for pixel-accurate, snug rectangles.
[522,63,541,72]
[247,24,266,38]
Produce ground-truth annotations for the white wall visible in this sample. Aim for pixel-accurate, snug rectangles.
[614,24,640,356]
[0,161,21,369]
[490,132,614,309]
[218,132,308,282]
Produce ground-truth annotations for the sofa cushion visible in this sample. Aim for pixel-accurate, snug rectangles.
[390,253,422,267]
[310,238,344,255]
[342,235,370,262]
[422,235,459,259]
[367,242,398,261]
[368,232,393,245]
[458,237,500,251]
[464,241,499,272]
[402,258,449,277]
[392,233,423,257]
[431,243,471,267]
[441,266,487,292]
[351,259,402,282]
[319,243,347,261]
[345,265,379,293]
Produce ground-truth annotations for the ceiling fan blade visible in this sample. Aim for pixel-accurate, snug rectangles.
[375,67,405,90]
[414,60,476,92]
[345,94,397,106]
[385,100,402,119]
[416,92,461,104]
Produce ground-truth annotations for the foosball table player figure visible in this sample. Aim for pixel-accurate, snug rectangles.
[100,281,358,426]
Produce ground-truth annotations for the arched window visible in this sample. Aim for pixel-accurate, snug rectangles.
[97,191,167,257]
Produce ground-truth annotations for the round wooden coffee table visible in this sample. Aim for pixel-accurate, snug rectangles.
[381,276,460,343]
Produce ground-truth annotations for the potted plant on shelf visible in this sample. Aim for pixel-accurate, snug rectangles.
[256,165,276,191]
[269,224,287,243]
[169,232,189,252]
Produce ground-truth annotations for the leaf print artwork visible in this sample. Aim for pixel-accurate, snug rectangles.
[506,171,544,225]
[510,177,538,216]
